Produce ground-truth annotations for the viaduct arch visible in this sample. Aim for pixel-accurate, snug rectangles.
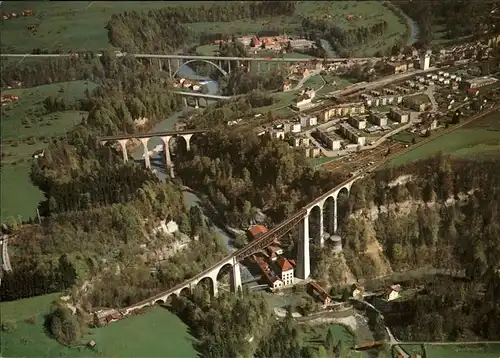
[173,59,228,78]
[118,174,364,317]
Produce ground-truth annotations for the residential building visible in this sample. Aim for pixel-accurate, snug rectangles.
[248,225,268,240]
[308,281,332,306]
[255,256,283,290]
[284,121,301,133]
[321,102,366,121]
[300,115,317,127]
[389,108,409,123]
[282,80,292,92]
[369,112,388,126]
[419,53,430,70]
[267,246,283,261]
[277,257,294,285]
[253,126,266,136]
[351,283,365,300]
[268,127,285,140]
[348,116,367,130]
[340,123,366,146]
[403,96,429,112]
[314,128,342,151]
[385,284,402,301]
[386,61,408,74]
[309,147,321,157]
[291,135,310,147]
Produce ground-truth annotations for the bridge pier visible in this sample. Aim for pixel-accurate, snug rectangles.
[181,134,193,151]
[183,97,188,107]
[118,139,129,163]
[318,206,325,247]
[297,216,310,279]
[139,138,151,169]
[233,260,242,293]
[160,136,172,169]
[167,59,172,78]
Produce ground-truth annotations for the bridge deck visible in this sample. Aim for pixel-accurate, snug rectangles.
[100,129,207,141]
[173,91,231,99]
[0,53,374,63]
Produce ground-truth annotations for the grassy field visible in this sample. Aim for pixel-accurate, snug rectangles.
[303,324,364,357]
[1,80,98,221]
[425,344,500,358]
[0,292,62,322]
[389,110,500,166]
[0,1,209,53]
[1,296,198,358]
[399,343,500,358]
[1,1,406,56]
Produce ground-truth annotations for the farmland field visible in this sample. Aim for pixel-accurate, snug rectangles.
[1,80,98,221]
[388,110,500,166]
[1,1,408,56]
[1,297,198,358]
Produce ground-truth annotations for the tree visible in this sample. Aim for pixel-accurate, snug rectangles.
[325,328,336,354]
[46,306,83,346]
[189,205,204,237]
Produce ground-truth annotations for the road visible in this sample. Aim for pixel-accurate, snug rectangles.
[1,236,12,272]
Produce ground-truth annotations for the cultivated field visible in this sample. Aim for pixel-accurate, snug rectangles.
[2,1,407,56]
[389,110,500,166]
[1,80,98,221]
[1,296,198,358]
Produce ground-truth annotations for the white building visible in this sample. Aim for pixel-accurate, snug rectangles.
[300,115,317,127]
[285,122,302,133]
[277,257,294,286]
[385,284,402,301]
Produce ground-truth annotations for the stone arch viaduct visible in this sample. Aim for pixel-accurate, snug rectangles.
[99,129,207,170]
[121,172,366,314]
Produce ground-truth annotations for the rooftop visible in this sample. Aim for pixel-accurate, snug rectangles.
[277,257,294,272]
[248,225,268,239]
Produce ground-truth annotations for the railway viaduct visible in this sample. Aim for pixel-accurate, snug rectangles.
[122,172,365,314]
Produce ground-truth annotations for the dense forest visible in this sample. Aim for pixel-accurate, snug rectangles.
[392,0,500,48]
[170,289,363,358]
[219,67,287,96]
[106,1,297,53]
[300,18,391,57]
[174,131,346,227]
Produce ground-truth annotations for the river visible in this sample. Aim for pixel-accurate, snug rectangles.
[130,66,257,283]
